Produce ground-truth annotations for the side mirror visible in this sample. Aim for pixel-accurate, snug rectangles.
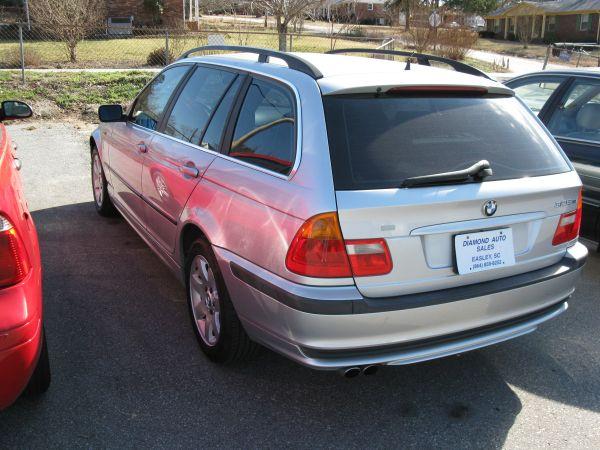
[98,105,125,123]
[1,101,32,121]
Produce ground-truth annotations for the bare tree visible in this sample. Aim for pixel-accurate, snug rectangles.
[517,16,532,49]
[386,0,412,31]
[322,1,365,50]
[29,0,106,63]
[254,0,321,51]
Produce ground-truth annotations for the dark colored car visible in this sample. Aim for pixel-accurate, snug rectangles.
[506,70,600,248]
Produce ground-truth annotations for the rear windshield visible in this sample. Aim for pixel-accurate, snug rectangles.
[323,94,570,190]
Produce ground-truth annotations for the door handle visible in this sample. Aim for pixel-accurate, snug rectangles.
[137,142,148,153]
[13,157,21,171]
[179,164,199,178]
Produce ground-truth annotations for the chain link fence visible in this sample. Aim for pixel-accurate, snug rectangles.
[0,23,389,74]
[543,43,600,69]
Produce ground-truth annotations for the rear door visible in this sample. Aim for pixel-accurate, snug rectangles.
[143,66,244,252]
[106,65,190,227]
[323,91,579,298]
[543,77,600,207]
[542,77,600,241]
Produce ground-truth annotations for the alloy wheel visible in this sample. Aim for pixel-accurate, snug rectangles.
[92,154,104,207]
[189,255,221,346]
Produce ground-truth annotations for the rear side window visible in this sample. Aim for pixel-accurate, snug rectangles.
[228,79,296,175]
[323,94,570,190]
[511,76,566,114]
[547,79,600,143]
[201,76,243,151]
[164,67,236,145]
[130,65,189,131]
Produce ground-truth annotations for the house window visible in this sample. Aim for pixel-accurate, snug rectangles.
[578,14,591,31]
[367,3,374,11]
[494,18,501,32]
[547,15,556,32]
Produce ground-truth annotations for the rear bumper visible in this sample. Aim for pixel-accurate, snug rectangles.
[0,318,42,410]
[0,269,43,410]
[216,242,588,370]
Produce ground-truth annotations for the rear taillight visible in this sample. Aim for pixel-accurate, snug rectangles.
[346,238,393,277]
[285,212,393,278]
[0,214,31,288]
[552,190,583,246]
[285,212,351,278]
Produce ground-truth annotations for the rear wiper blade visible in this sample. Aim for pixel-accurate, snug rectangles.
[401,160,493,188]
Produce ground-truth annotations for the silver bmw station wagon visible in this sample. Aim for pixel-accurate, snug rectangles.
[91,46,587,375]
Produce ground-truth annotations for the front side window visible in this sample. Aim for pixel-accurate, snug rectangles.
[164,67,236,145]
[228,79,296,175]
[511,76,566,113]
[547,79,600,143]
[130,65,190,131]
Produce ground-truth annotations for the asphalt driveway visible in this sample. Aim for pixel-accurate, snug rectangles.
[0,122,599,448]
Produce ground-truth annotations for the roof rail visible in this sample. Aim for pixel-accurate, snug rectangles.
[326,48,491,80]
[178,45,323,79]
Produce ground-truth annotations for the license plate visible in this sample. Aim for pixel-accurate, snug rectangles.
[455,228,516,275]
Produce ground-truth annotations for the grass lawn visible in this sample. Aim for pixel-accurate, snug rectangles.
[475,38,600,68]
[0,71,155,119]
[0,40,501,121]
[0,33,381,68]
[475,38,550,59]
[0,37,185,69]
[0,31,502,72]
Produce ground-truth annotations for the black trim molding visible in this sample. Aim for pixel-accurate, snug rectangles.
[301,299,568,360]
[230,254,585,315]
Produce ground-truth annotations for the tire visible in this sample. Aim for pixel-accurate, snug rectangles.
[91,146,117,217]
[23,327,51,397]
[185,238,260,364]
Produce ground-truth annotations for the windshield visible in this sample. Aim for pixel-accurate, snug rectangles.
[322,94,570,190]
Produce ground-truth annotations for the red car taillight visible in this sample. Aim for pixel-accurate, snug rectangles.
[285,212,393,278]
[0,214,31,288]
[345,238,393,277]
[552,190,583,246]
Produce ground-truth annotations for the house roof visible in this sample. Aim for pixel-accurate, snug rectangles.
[486,0,600,18]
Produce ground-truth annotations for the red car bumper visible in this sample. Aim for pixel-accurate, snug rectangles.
[0,268,43,410]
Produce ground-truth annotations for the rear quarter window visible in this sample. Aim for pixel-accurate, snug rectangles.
[323,94,570,190]
[228,78,296,175]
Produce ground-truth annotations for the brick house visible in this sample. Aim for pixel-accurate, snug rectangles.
[485,0,600,43]
[106,0,184,26]
[321,0,389,25]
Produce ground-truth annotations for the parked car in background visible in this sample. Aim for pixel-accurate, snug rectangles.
[90,47,587,375]
[506,70,600,248]
[0,101,50,410]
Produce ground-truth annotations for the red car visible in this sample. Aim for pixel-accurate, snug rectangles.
[0,101,50,410]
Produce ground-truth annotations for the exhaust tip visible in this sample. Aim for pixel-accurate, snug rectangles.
[363,365,379,376]
[343,367,361,378]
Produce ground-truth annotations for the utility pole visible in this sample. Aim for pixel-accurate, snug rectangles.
[24,0,31,30]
